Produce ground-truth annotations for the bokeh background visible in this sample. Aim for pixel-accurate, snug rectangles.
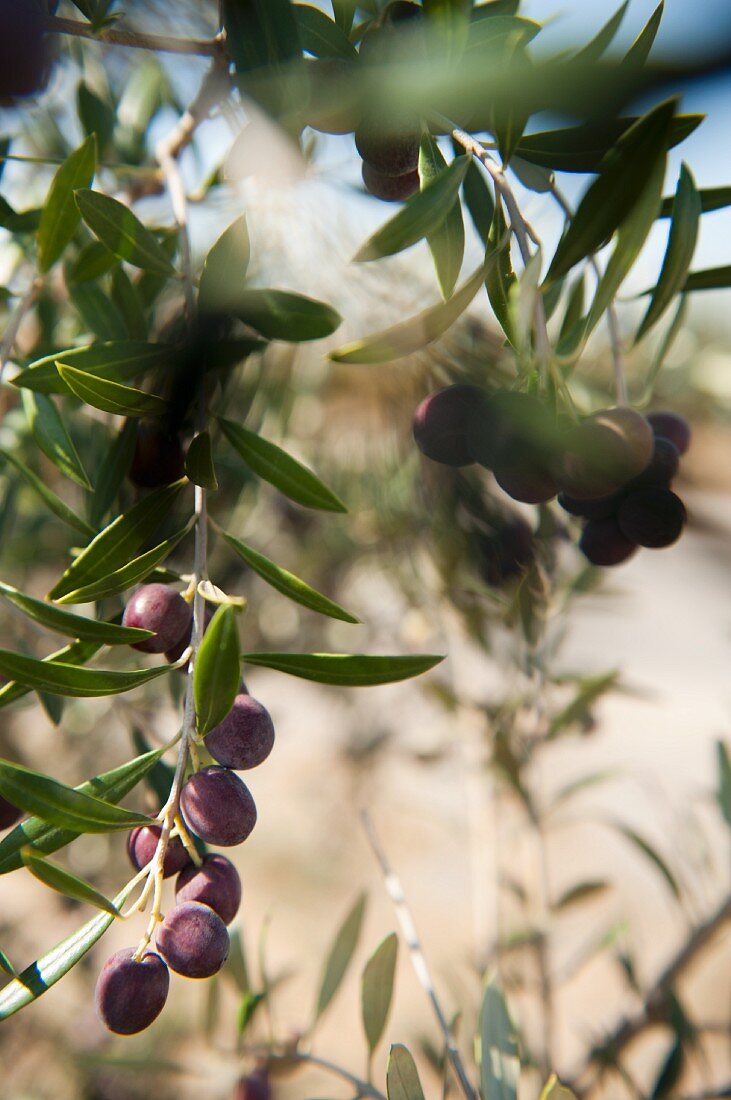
[0,2,729,1098]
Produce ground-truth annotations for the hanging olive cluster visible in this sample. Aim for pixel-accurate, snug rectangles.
[413,385,690,569]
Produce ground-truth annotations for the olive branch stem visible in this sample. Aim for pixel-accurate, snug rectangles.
[0,276,43,385]
[45,14,222,58]
[268,1051,387,1100]
[360,810,479,1100]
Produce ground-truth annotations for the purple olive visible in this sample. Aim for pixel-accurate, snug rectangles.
[95,948,169,1035]
[156,901,230,979]
[180,767,257,848]
[175,854,242,926]
[127,823,191,879]
[122,584,193,655]
[205,695,275,771]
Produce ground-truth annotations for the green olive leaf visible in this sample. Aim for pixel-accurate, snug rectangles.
[479,977,520,1100]
[387,1045,426,1100]
[185,431,218,491]
[21,390,92,490]
[419,133,465,299]
[75,189,177,276]
[0,447,94,537]
[315,893,366,1021]
[57,362,168,418]
[14,341,175,396]
[22,851,120,916]
[0,650,173,699]
[198,215,250,316]
[194,604,241,737]
[362,933,398,1054]
[38,135,97,273]
[242,652,444,686]
[0,581,153,645]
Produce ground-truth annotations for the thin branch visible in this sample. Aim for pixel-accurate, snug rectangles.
[270,1052,387,1100]
[572,894,731,1095]
[360,810,479,1100]
[0,277,42,384]
[46,14,221,57]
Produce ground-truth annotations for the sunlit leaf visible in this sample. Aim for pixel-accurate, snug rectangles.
[185,431,218,491]
[194,605,240,737]
[198,215,250,316]
[479,976,519,1100]
[0,582,152,645]
[539,1075,578,1100]
[0,640,101,711]
[14,341,174,396]
[242,652,444,686]
[220,529,359,624]
[219,418,346,513]
[354,155,470,262]
[0,650,172,699]
[623,2,664,67]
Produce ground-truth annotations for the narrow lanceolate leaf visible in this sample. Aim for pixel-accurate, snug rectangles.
[220,530,359,624]
[15,342,174,396]
[0,880,133,1020]
[111,267,147,341]
[315,893,366,1020]
[234,289,342,342]
[0,650,173,699]
[624,2,664,66]
[67,239,118,284]
[0,759,152,833]
[486,201,517,346]
[55,518,195,605]
[75,189,177,276]
[57,363,168,417]
[219,418,346,513]
[419,133,465,298]
[185,431,218,491]
[681,265,731,292]
[354,155,470,262]
[362,933,398,1054]
[194,605,240,737]
[38,135,96,273]
[387,1045,426,1100]
[49,479,187,600]
[717,741,731,829]
[21,390,92,490]
[573,1,628,63]
[198,215,250,316]
[0,949,13,976]
[70,282,128,341]
[242,652,444,686]
[329,254,493,364]
[479,977,520,1100]
[294,4,358,59]
[660,185,731,219]
[0,582,153,645]
[89,418,137,529]
[460,155,494,245]
[0,640,101,711]
[547,99,676,282]
[22,852,120,916]
[635,163,701,342]
[540,1075,578,1100]
[613,824,681,900]
[0,747,166,874]
[553,881,610,912]
[0,447,94,537]
[515,115,700,174]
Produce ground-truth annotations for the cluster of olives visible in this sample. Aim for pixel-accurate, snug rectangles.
[356,2,424,202]
[0,0,55,104]
[95,583,275,1035]
[413,385,690,568]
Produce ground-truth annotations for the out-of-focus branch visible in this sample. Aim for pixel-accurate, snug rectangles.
[46,14,222,57]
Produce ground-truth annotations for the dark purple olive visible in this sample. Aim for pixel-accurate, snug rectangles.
[0,0,48,101]
[128,421,185,489]
[127,823,191,879]
[647,410,691,455]
[412,384,484,466]
[628,436,680,489]
[557,491,621,520]
[362,162,420,202]
[122,584,193,655]
[156,901,230,979]
[579,517,638,566]
[205,694,275,771]
[180,767,257,848]
[617,487,686,548]
[95,949,169,1035]
[175,854,242,926]
[0,795,22,830]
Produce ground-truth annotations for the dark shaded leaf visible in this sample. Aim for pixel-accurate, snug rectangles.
[623,2,664,67]
[660,184,731,219]
[220,529,359,623]
[219,418,346,513]
[22,852,120,915]
[0,447,94,537]
[21,390,92,490]
[459,155,494,245]
[57,362,167,418]
[516,114,700,174]
[111,267,147,341]
[234,289,341,342]
[486,200,517,345]
[70,282,129,341]
[242,652,444,686]
[681,265,731,292]
[573,2,628,63]
[185,431,218,491]
[75,189,177,276]
[66,240,117,284]
[294,4,358,60]
[88,418,136,529]
[194,605,240,737]
[315,893,366,1020]
[77,81,116,152]
[635,163,700,342]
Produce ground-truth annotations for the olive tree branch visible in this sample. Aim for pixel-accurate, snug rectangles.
[360,810,479,1100]
[45,14,222,58]
[571,894,731,1095]
[549,182,628,405]
[268,1052,387,1100]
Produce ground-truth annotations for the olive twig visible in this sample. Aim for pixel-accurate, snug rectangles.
[45,15,223,58]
